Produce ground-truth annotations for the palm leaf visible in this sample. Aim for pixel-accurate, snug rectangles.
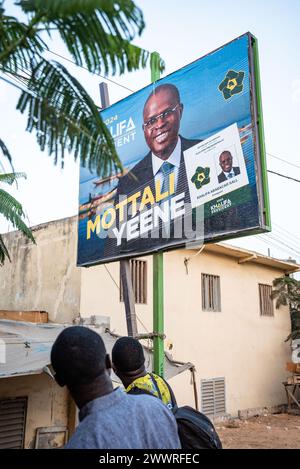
[0,13,46,72]
[17,0,165,75]
[0,138,13,166]
[0,234,11,265]
[0,138,17,178]
[0,188,35,242]
[17,58,122,176]
[0,172,27,185]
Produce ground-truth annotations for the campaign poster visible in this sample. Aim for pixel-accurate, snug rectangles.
[77,32,270,266]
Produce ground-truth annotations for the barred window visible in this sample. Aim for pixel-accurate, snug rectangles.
[259,284,274,316]
[120,259,147,304]
[201,273,221,312]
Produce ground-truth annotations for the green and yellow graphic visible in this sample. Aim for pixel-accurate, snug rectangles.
[219,70,245,99]
[191,166,210,189]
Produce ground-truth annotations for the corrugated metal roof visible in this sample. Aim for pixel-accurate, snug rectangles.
[0,320,191,382]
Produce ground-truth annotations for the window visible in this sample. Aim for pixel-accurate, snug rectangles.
[0,397,27,449]
[120,259,147,304]
[201,378,226,417]
[201,273,221,312]
[259,284,274,316]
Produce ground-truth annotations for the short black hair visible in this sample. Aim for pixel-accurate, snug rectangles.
[51,326,107,387]
[112,337,145,373]
[144,83,180,112]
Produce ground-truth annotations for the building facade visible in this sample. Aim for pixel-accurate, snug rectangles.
[0,216,298,431]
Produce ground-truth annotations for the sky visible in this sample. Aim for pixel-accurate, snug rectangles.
[1,0,300,267]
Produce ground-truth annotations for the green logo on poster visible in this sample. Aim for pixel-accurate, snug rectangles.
[191,167,210,189]
[219,70,245,100]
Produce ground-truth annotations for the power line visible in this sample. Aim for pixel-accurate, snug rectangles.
[2,65,103,111]
[266,233,300,256]
[273,222,300,241]
[0,71,111,157]
[258,233,300,257]
[267,170,300,183]
[272,222,300,246]
[267,152,300,170]
[47,49,135,93]
[0,73,26,92]
[268,224,300,247]
[256,236,298,259]
[264,232,300,254]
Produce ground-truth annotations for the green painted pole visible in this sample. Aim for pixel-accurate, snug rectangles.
[252,35,271,230]
[150,52,164,377]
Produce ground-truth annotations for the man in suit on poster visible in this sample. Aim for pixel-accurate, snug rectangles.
[217,150,240,183]
[105,83,200,257]
[116,83,199,204]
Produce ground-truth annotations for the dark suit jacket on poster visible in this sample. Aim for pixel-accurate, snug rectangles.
[218,166,240,183]
[103,136,200,259]
[116,136,199,202]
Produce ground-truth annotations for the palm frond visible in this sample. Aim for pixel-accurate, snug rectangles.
[17,58,122,176]
[18,0,145,37]
[17,58,121,175]
[17,0,165,75]
[0,234,11,265]
[0,188,35,243]
[0,137,13,167]
[0,13,46,72]
[0,172,26,185]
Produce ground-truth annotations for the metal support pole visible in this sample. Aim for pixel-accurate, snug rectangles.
[150,52,165,376]
[120,260,138,337]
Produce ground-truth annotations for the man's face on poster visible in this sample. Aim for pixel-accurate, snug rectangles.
[142,89,183,160]
[219,151,233,173]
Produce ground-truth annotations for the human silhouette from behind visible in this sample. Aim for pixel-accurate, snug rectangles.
[112,336,177,411]
[51,327,180,449]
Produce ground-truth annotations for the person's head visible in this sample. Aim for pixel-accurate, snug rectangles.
[112,337,146,387]
[142,84,183,160]
[219,151,233,173]
[51,326,113,408]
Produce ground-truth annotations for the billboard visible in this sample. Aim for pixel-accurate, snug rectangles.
[77,32,270,266]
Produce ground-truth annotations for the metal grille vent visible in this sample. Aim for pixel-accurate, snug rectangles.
[201,378,226,416]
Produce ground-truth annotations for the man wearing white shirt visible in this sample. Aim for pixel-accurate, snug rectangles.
[217,150,240,183]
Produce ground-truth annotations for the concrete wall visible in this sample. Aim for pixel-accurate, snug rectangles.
[80,249,291,417]
[0,217,81,323]
[0,374,69,448]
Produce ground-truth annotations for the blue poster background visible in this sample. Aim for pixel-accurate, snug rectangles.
[78,33,262,266]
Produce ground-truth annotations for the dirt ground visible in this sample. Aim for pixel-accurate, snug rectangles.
[215,413,300,449]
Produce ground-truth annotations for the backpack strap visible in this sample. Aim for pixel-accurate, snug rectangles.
[149,373,163,400]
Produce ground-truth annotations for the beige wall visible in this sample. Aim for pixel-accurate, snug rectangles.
[80,248,291,417]
[81,257,153,334]
[0,217,81,323]
[0,374,69,448]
